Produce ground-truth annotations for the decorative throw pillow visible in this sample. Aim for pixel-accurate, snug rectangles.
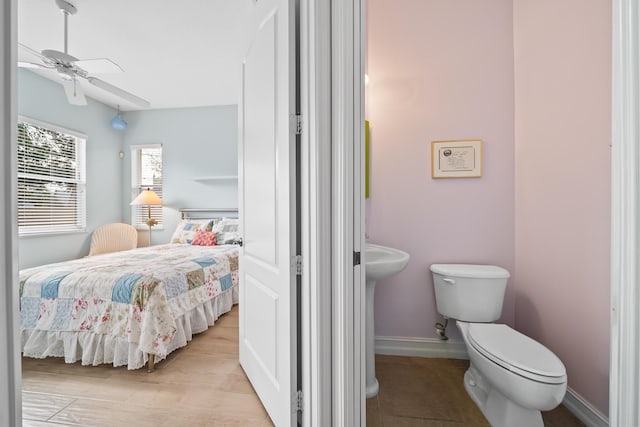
[170,220,207,244]
[191,229,216,246]
[200,218,220,232]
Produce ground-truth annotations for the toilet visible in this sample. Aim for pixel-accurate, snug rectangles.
[430,264,567,427]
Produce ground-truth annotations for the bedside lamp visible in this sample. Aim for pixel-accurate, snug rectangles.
[130,187,163,246]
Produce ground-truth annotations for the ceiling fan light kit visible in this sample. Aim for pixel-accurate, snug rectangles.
[19,0,150,109]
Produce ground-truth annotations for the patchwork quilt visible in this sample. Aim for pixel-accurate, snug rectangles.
[19,243,239,358]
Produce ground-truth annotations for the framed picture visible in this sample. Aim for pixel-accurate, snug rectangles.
[431,139,483,178]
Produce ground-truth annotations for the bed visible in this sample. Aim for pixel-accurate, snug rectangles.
[19,209,240,371]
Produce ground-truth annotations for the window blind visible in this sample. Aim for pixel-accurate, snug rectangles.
[17,120,86,236]
[131,145,163,228]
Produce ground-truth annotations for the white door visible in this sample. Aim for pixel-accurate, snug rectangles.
[238,0,298,425]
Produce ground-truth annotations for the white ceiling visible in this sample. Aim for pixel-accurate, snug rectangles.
[18,0,254,111]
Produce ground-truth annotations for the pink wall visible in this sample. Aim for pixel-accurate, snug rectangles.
[513,0,611,415]
[368,0,611,415]
[367,0,516,340]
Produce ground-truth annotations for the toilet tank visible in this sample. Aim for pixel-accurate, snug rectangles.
[430,264,510,322]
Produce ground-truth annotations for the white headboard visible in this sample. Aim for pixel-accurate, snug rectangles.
[179,208,238,220]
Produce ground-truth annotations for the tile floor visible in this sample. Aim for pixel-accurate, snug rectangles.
[367,355,585,426]
[22,306,584,426]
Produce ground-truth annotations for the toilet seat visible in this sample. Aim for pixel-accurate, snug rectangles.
[467,323,567,385]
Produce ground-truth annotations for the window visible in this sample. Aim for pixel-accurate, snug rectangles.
[17,118,86,236]
[131,145,163,228]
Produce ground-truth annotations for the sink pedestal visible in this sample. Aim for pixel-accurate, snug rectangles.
[363,243,410,399]
[366,279,379,398]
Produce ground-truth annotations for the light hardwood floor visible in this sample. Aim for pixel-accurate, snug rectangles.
[22,307,585,426]
[21,306,274,427]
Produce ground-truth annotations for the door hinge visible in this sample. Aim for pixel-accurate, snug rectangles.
[295,114,303,135]
[295,254,303,275]
[354,251,361,266]
[295,390,303,412]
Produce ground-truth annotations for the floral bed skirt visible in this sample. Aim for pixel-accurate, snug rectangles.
[21,285,238,370]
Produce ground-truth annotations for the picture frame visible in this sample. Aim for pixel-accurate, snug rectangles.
[431,139,483,179]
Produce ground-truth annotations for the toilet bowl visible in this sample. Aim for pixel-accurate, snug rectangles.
[430,264,567,427]
[459,321,567,427]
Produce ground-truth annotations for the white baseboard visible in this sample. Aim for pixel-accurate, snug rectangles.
[563,387,608,427]
[375,335,468,359]
[375,336,608,427]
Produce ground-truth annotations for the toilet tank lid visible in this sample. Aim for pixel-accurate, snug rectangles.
[430,264,510,279]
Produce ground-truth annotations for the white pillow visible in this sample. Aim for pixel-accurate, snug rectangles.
[213,218,240,244]
[214,217,239,232]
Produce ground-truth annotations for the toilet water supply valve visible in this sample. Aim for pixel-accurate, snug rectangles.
[436,316,449,340]
[435,276,455,340]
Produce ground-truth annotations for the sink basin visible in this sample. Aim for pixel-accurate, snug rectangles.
[364,243,410,398]
[365,243,410,281]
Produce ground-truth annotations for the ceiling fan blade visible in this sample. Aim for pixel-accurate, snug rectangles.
[18,43,55,66]
[74,58,123,74]
[61,78,87,106]
[87,77,150,108]
[19,42,46,59]
[18,61,52,69]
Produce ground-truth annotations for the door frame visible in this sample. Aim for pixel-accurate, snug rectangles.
[300,0,365,425]
[299,0,333,424]
[328,0,366,425]
[610,0,640,425]
[0,0,21,426]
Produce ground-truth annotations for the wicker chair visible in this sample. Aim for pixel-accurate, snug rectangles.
[88,223,138,256]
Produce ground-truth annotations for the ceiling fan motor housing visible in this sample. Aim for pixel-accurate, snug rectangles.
[55,0,76,15]
[41,49,78,65]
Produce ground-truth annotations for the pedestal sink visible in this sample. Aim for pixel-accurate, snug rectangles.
[365,243,410,398]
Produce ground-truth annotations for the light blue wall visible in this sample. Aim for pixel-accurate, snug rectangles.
[121,106,238,245]
[17,71,238,266]
[17,70,124,269]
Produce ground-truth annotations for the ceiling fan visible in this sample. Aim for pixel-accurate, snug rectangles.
[18,0,150,108]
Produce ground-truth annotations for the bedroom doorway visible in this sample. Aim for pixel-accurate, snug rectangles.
[3,0,367,426]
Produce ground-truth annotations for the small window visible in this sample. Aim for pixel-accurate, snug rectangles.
[131,145,163,228]
[17,118,86,236]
